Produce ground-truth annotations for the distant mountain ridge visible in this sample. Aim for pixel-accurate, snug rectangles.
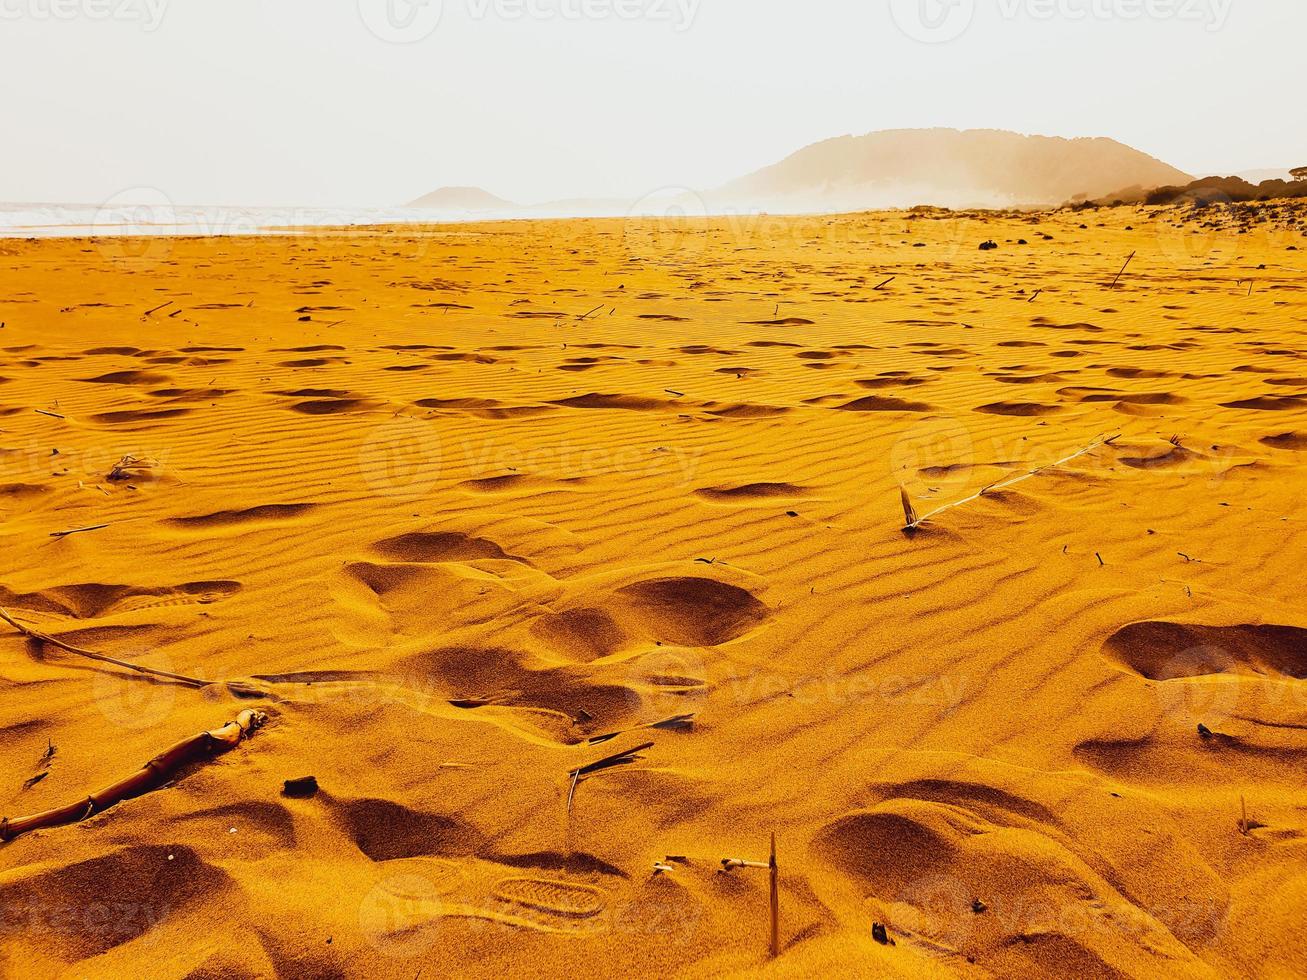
[713,128,1193,211]
[406,128,1198,215]
[409,186,515,210]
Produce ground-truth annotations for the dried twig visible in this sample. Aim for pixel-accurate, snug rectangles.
[899,486,919,529]
[566,741,654,819]
[587,714,694,746]
[49,524,110,539]
[0,607,266,698]
[769,832,780,957]
[901,433,1119,533]
[107,455,161,482]
[720,832,781,958]
[0,709,268,842]
[568,741,654,781]
[1109,251,1136,289]
[0,607,209,688]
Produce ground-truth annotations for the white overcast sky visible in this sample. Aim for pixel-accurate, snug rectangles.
[3,0,1304,206]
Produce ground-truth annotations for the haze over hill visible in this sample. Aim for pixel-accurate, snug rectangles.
[713,128,1193,211]
[409,129,1194,218]
[408,186,516,211]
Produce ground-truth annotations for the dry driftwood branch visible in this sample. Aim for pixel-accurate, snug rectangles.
[901,433,1119,533]
[1,709,268,843]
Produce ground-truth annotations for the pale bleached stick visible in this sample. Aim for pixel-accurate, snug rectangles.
[903,433,1120,532]
[720,833,781,958]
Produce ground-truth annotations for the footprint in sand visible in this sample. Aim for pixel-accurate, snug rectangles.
[812,790,1224,969]
[0,846,234,964]
[492,877,606,918]
[78,370,172,386]
[372,530,530,565]
[1100,620,1307,728]
[615,577,769,648]
[90,407,192,425]
[164,503,319,532]
[973,401,1063,417]
[0,580,241,618]
[694,482,810,503]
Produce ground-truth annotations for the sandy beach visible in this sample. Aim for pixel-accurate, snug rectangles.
[2,205,1306,977]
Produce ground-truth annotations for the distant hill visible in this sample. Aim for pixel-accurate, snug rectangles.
[1236,168,1296,184]
[1135,175,1307,206]
[408,186,515,210]
[713,128,1193,211]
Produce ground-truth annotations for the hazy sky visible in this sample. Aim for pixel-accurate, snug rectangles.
[4,0,1304,206]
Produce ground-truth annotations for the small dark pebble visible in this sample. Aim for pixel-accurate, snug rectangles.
[1198,723,1213,740]
[872,922,894,945]
[972,899,988,914]
[283,776,319,798]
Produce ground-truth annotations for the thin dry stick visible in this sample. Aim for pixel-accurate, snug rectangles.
[1109,251,1136,288]
[566,741,654,819]
[720,833,780,958]
[0,709,267,843]
[769,832,780,958]
[49,524,110,539]
[587,714,694,746]
[0,607,209,688]
[874,276,896,290]
[899,486,919,529]
[902,433,1119,532]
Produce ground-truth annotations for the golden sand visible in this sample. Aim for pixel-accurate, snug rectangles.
[1,205,1305,977]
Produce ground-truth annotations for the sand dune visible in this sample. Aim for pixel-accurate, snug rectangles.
[1,202,1306,977]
